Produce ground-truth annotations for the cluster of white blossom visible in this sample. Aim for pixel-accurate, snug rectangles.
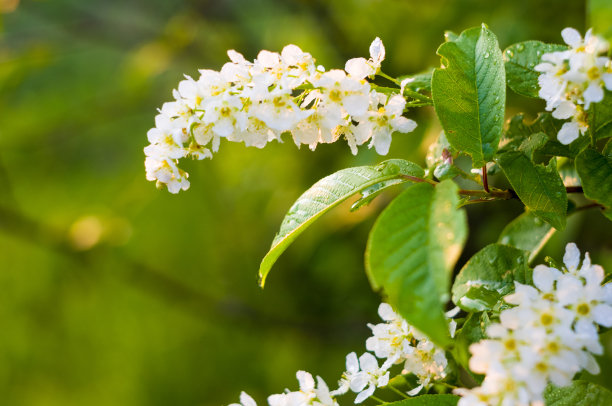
[144,38,417,193]
[456,243,612,406]
[230,371,337,406]
[226,302,455,406]
[535,27,612,145]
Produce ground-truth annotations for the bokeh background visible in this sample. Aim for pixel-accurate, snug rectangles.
[0,0,610,405]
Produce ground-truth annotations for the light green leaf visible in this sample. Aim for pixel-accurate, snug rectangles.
[497,151,567,230]
[258,159,424,286]
[589,90,612,140]
[384,395,459,406]
[503,41,567,98]
[366,180,467,346]
[432,24,506,168]
[544,380,612,406]
[452,243,529,312]
[350,179,404,211]
[575,148,612,218]
[498,211,555,263]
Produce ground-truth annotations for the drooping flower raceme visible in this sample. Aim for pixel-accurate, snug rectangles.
[145,38,418,193]
[535,27,612,144]
[455,243,612,406]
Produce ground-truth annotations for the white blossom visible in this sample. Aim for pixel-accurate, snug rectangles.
[536,27,612,144]
[456,243,611,406]
[145,38,417,192]
[229,392,257,406]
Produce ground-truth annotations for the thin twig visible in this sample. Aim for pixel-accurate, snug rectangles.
[482,165,490,193]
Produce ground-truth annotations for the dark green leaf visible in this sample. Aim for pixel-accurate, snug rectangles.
[498,211,555,263]
[589,90,612,140]
[258,159,424,286]
[452,312,490,373]
[544,380,612,406]
[576,148,612,218]
[366,180,467,346]
[503,41,567,98]
[580,329,612,391]
[452,243,529,311]
[432,24,506,168]
[399,68,434,93]
[384,395,459,406]
[497,151,568,230]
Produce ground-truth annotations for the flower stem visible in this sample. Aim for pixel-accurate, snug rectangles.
[371,395,388,404]
[378,71,401,86]
[388,386,409,399]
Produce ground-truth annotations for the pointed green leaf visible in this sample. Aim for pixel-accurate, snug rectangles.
[544,380,612,406]
[452,243,529,311]
[498,211,555,263]
[497,151,567,230]
[432,24,506,168]
[576,148,612,219]
[503,41,567,98]
[366,180,467,346]
[258,159,424,286]
[384,395,459,406]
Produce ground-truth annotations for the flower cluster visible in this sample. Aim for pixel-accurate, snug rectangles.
[226,302,454,406]
[144,38,417,193]
[456,243,612,406]
[535,27,612,144]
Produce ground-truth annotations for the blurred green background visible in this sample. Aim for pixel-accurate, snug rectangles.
[0,0,610,405]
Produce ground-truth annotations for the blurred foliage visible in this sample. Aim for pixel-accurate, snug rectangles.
[0,0,610,405]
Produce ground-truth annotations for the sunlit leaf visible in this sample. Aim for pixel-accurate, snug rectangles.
[498,211,555,263]
[503,41,567,98]
[452,243,529,312]
[366,180,467,346]
[497,151,567,230]
[544,380,612,406]
[432,24,505,168]
[259,159,424,286]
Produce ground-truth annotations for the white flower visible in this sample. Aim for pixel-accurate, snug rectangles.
[146,40,414,192]
[536,27,612,144]
[229,392,257,406]
[333,352,389,404]
[345,37,386,80]
[269,371,338,406]
[356,94,417,155]
[458,242,611,406]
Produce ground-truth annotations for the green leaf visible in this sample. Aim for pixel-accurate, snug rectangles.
[384,395,459,406]
[497,151,568,230]
[452,312,489,373]
[544,380,612,406]
[432,24,506,168]
[589,90,612,140]
[451,243,529,311]
[498,211,555,263]
[399,68,434,93]
[350,179,404,211]
[258,159,424,286]
[580,329,612,391]
[503,41,567,98]
[575,148,612,217]
[500,113,590,158]
[589,0,612,42]
[366,180,467,346]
